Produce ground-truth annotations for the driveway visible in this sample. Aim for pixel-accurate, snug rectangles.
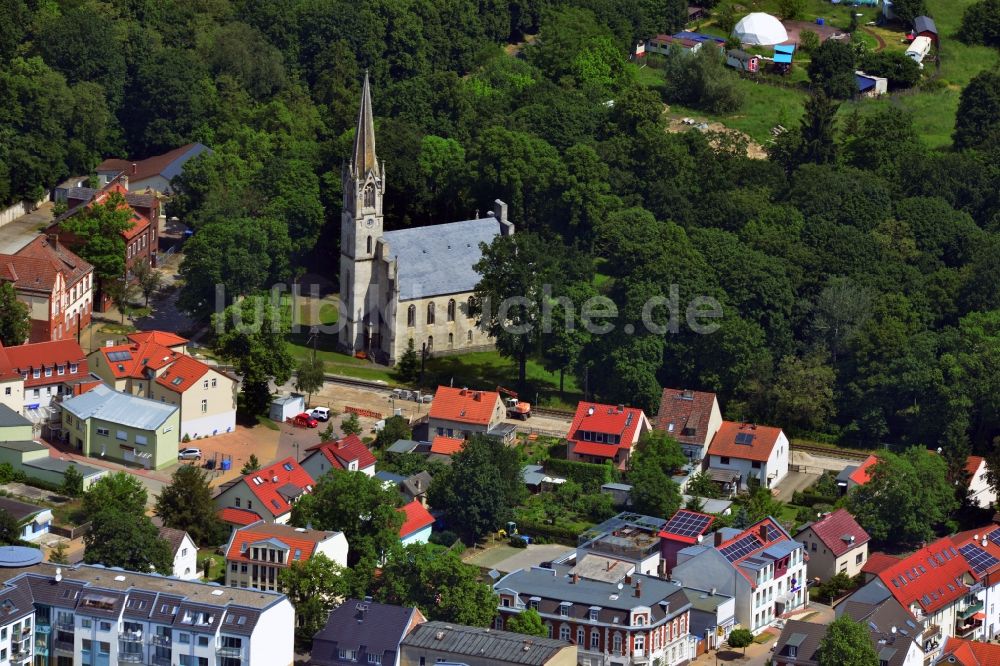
[772,469,820,502]
[0,202,54,253]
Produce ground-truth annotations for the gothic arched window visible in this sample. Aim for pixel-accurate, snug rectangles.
[407,305,416,327]
[366,236,372,254]
[447,299,456,322]
[448,333,454,348]
[467,330,473,343]
[363,183,375,208]
[427,335,434,351]
[427,302,435,325]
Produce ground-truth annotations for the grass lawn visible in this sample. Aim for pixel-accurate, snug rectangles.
[754,631,777,644]
[198,548,226,584]
[49,498,86,527]
[515,494,595,536]
[254,414,279,431]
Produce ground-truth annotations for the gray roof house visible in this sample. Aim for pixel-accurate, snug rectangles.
[310,599,425,666]
[400,620,577,666]
[772,619,826,664]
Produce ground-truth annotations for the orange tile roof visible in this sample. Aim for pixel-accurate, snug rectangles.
[428,386,502,426]
[966,455,985,479]
[707,421,784,463]
[430,435,465,455]
[127,330,188,348]
[0,340,88,388]
[567,401,648,454]
[96,143,203,182]
[154,354,211,393]
[305,434,377,471]
[848,455,879,485]
[861,552,900,576]
[876,537,975,614]
[571,441,619,458]
[238,457,315,519]
[398,500,434,539]
[225,521,335,563]
[217,507,263,526]
[940,636,1000,665]
[96,341,179,380]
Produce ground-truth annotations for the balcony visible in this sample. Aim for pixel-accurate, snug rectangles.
[217,645,243,658]
[53,638,74,653]
[35,622,51,635]
[150,634,171,647]
[119,629,143,643]
[151,656,171,666]
[958,601,984,620]
[117,650,144,663]
[56,620,75,631]
[10,652,30,664]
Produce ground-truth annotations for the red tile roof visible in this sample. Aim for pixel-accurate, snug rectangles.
[567,402,648,454]
[95,341,180,380]
[654,387,718,446]
[398,500,434,539]
[875,537,975,614]
[127,330,188,348]
[848,455,879,485]
[225,521,336,563]
[154,354,211,393]
[305,434,377,471]
[940,637,1000,666]
[707,421,784,463]
[861,552,901,576]
[96,143,202,182]
[0,237,92,295]
[0,340,88,388]
[803,509,869,557]
[430,436,466,455]
[965,456,985,479]
[238,457,315,519]
[571,441,619,458]
[429,386,503,426]
[16,236,92,287]
[217,507,263,526]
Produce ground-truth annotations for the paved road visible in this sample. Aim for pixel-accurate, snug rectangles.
[0,203,54,253]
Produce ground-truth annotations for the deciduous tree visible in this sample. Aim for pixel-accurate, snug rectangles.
[0,282,29,346]
[506,608,547,637]
[340,413,362,436]
[627,431,686,519]
[807,40,856,99]
[279,554,346,642]
[954,69,1000,150]
[61,193,133,284]
[728,628,753,654]
[295,357,325,405]
[83,473,172,573]
[818,615,879,666]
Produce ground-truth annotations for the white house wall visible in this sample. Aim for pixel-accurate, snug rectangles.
[249,599,295,665]
[315,532,349,568]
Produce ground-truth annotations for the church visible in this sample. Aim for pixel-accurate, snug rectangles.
[339,74,514,364]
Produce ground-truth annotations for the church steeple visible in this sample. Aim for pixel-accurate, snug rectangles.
[351,70,379,181]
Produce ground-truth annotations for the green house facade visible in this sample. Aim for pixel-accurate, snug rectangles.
[61,384,180,470]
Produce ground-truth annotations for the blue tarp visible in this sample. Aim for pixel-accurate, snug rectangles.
[774,53,793,63]
[774,44,796,54]
[673,31,725,44]
[856,74,877,91]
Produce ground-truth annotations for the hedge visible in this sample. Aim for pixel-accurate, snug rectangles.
[544,459,614,492]
[516,520,580,545]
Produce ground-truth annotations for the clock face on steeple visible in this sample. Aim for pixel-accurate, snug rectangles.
[365,217,375,228]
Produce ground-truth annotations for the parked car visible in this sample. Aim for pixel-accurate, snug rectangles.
[311,407,331,421]
[292,413,319,428]
[178,448,202,460]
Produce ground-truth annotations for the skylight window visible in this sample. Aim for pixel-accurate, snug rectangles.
[283,463,294,471]
[172,377,183,385]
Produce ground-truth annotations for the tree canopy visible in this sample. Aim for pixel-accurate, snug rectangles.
[818,615,879,666]
[154,464,229,546]
[83,473,172,573]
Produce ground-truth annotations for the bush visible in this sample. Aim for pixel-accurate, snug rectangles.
[0,463,25,484]
[960,0,1000,46]
[516,520,579,544]
[509,536,528,548]
[429,530,461,547]
[661,45,744,113]
[859,50,921,89]
[544,458,614,492]
[800,30,820,54]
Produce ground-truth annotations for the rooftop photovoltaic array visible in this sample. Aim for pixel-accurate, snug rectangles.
[662,510,712,538]
[735,432,754,445]
[720,534,762,563]
[988,530,1000,548]
[959,543,999,575]
[763,522,781,542]
[107,351,132,362]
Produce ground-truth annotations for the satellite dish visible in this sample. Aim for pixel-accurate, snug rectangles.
[697,534,704,544]
[617,583,624,590]
[891,626,897,634]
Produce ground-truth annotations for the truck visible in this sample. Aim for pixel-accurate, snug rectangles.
[905,35,932,68]
[497,386,531,420]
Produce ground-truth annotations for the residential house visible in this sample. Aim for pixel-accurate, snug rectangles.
[672,517,807,632]
[402,621,576,666]
[0,408,106,489]
[683,586,736,654]
[0,339,89,414]
[125,330,188,354]
[963,457,995,509]
[771,620,826,666]
[565,402,652,471]
[224,521,348,591]
[399,471,432,507]
[299,434,376,481]
[0,497,53,543]
[576,512,668,576]
[494,565,692,665]
[49,176,159,310]
[427,386,509,441]
[914,16,939,46]
[310,599,425,666]
[214,457,315,524]
[95,142,212,194]
[0,235,94,343]
[949,525,1000,641]
[645,34,705,55]
[654,388,723,462]
[398,500,434,547]
[0,561,294,666]
[936,636,1000,665]
[839,596,925,666]
[705,421,790,489]
[60,384,180,470]
[836,455,878,494]
[843,536,979,662]
[727,49,761,73]
[660,509,716,573]
[88,334,236,439]
[795,508,870,581]
[159,527,199,580]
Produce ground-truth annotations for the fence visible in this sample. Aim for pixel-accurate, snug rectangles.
[50,522,91,540]
[0,193,50,228]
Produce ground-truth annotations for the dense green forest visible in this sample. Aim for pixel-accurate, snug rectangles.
[1,0,999,463]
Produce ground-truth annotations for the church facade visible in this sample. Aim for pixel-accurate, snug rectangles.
[338,74,513,364]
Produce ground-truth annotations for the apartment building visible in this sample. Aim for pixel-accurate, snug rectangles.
[0,558,293,666]
[0,339,89,414]
[672,517,807,632]
[401,622,577,666]
[576,513,668,577]
[494,565,693,666]
[311,599,425,666]
[223,521,347,591]
[565,402,651,471]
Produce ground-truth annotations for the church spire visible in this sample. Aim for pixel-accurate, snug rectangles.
[351,70,378,181]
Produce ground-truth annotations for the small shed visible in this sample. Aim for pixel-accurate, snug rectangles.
[687,5,707,22]
[913,15,938,45]
[646,34,702,56]
[855,71,888,97]
[726,49,760,73]
[269,394,305,422]
[601,482,633,507]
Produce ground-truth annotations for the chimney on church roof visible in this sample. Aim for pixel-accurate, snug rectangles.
[351,71,379,182]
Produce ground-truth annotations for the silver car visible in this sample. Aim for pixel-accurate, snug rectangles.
[178,448,202,460]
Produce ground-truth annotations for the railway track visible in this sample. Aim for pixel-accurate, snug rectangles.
[789,443,871,461]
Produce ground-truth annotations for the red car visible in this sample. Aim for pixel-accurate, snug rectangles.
[292,413,319,428]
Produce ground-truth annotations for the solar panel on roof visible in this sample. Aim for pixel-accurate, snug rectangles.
[663,510,712,538]
[735,432,754,445]
[107,351,133,362]
[988,530,1000,548]
[959,543,999,575]
[720,533,761,562]
[763,523,781,542]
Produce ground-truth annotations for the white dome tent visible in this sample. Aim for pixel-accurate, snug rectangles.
[732,12,789,46]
